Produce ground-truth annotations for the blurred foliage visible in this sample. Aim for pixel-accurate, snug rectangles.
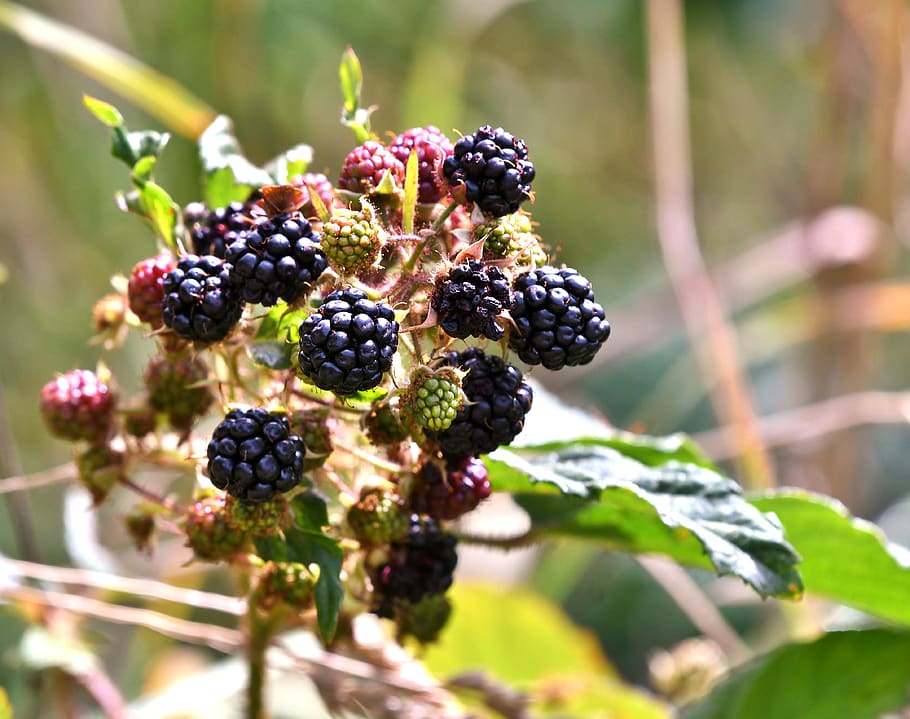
[3,0,910,716]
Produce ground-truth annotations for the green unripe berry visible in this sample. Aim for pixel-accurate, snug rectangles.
[405,367,464,432]
[321,205,384,273]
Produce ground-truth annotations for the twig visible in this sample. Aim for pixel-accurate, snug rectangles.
[0,556,246,616]
[637,555,752,665]
[646,0,772,489]
[333,440,406,474]
[76,665,128,719]
[118,475,184,514]
[0,584,243,653]
[0,461,75,494]
[447,671,530,719]
[692,390,910,461]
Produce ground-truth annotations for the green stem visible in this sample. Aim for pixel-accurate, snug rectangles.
[246,605,273,719]
[430,200,460,233]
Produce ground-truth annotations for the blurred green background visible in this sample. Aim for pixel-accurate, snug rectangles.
[3,0,910,713]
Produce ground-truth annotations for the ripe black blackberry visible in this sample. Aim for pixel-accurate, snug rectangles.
[207,408,306,503]
[225,212,327,306]
[432,259,512,341]
[509,266,611,370]
[427,348,532,461]
[297,287,399,395]
[161,254,244,343]
[184,201,254,258]
[338,140,405,195]
[442,125,535,217]
[389,126,454,204]
[372,515,458,610]
[411,456,492,521]
[40,369,115,443]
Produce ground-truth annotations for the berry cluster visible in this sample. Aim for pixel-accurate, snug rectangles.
[45,83,612,650]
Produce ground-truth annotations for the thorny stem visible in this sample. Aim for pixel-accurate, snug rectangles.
[455,529,539,550]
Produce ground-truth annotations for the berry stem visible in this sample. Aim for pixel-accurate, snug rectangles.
[118,475,184,515]
[430,199,460,233]
[245,603,275,719]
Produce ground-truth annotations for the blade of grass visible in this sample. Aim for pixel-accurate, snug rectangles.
[0,1,215,138]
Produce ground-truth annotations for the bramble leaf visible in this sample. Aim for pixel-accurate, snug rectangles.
[198,115,272,208]
[284,527,343,642]
[83,94,123,128]
[291,490,330,532]
[486,446,802,598]
[264,144,314,185]
[683,629,910,719]
[246,340,294,371]
[752,491,910,626]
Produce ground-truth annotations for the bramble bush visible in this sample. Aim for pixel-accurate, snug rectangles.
[6,24,910,719]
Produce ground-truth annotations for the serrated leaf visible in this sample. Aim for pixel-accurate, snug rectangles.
[284,527,343,642]
[520,432,716,470]
[291,489,329,532]
[83,94,123,127]
[402,150,418,235]
[198,116,272,207]
[255,303,308,345]
[682,629,910,719]
[246,341,294,370]
[752,491,910,626]
[487,446,802,598]
[264,144,314,184]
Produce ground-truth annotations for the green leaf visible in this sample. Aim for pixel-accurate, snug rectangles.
[520,432,716,470]
[401,150,418,236]
[255,303,308,344]
[339,46,373,143]
[0,687,11,719]
[751,491,910,626]
[284,527,344,642]
[135,180,178,252]
[264,144,314,185]
[422,583,671,717]
[246,341,294,370]
[291,490,329,532]
[487,446,802,598]
[682,629,910,719]
[0,2,215,138]
[83,94,123,127]
[253,534,288,562]
[339,45,363,116]
[198,115,272,208]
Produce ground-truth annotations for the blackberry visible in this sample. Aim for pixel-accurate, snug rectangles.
[404,366,464,432]
[432,259,512,341]
[321,206,384,274]
[184,491,248,562]
[428,348,533,461]
[161,254,244,343]
[76,444,124,505]
[184,201,253,258]
[297,288,399,395]
[338,140,405,195]
[442,125,535,217]
[224,188,328,307]
[389,126,454,204]
[253,561,315,611]
[225,494,291,536]
[144,353,214,432]
[509,266,611,370]
[346,488,410,546]
[206,408,306,503]
[127,254,176,327]
[40,369,115,443]
[372,515,458,609]
[478,212,547,267]
[411,456,491,521]
[289,172,336,219]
